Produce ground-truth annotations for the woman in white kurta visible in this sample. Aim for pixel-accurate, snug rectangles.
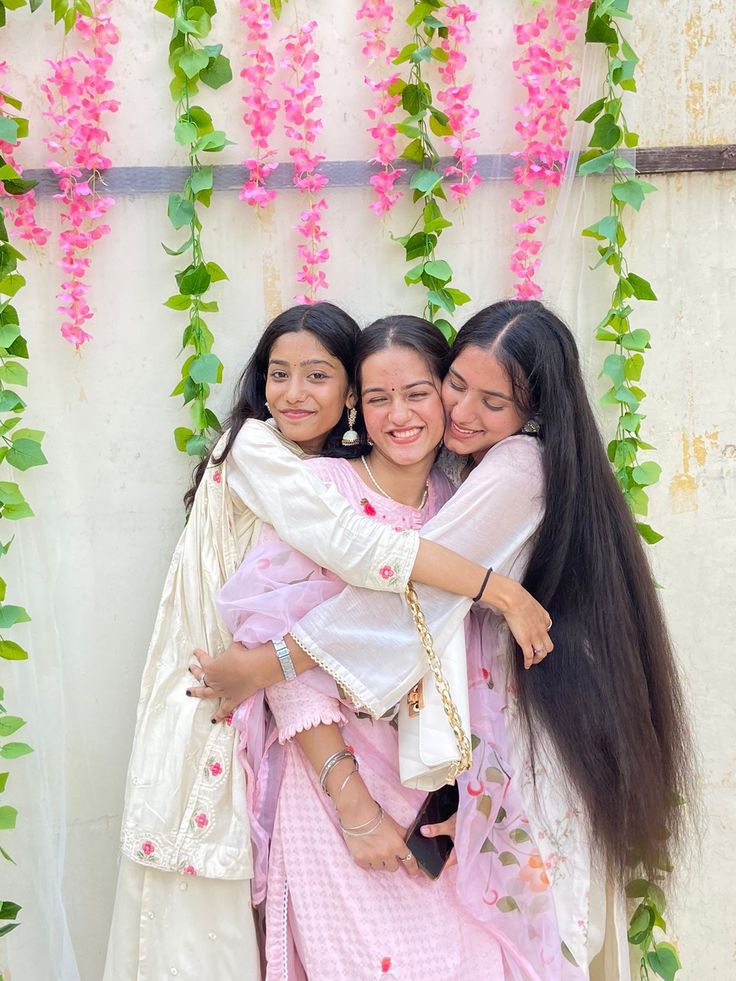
[196,300,692,981]
[105,302,552,979]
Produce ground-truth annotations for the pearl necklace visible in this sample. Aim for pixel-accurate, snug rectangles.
[361,455,429,510]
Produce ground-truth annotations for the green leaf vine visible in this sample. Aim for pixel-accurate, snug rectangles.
[0,0,43,30]
[581,4,680,979]
[578,0,662,547]
[49,0,93,33]
[0,70,47,941]
[155,0,233,459]
[391,0,470,343]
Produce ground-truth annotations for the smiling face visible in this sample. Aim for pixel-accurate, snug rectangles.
[441,344,528,462]
[360,345,446,468]
[265,330,352,454]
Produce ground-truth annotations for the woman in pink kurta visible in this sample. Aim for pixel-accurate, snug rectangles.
[217,317,511,979]
[222,458,508,979]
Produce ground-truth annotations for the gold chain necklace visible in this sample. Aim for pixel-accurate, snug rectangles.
[360,455,429,510]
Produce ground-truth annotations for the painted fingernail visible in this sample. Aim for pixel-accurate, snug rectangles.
[420,826,431,836]
[211,719,217,725]
[185,690,192,697]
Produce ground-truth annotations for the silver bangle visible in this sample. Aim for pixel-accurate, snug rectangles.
[334,767,359,803]
[318,749,357,793]
[340,806,384,837]
[272,635,296,682]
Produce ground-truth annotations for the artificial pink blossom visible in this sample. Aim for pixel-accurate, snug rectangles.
[281,20,330,301]
[509,1,586,299]
[240,1,279,207]
[0,62,51,247]
[357,1,405,215]
[41,0,119,347]
[436,4,481,201]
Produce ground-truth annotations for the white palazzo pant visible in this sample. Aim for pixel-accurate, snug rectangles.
[103,857,261,980]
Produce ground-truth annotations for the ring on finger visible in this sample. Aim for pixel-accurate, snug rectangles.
[399,853,413,862]
[532,646,545,656]
[201,673,208,688]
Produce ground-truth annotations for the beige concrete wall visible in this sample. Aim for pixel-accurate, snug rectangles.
[0,1,733,978]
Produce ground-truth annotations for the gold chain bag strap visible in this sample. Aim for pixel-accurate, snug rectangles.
[404,582,473,780]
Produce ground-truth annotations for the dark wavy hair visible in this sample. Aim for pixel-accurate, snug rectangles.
[454,299,693,882]
[326,314,450,458]
[184,302,360,510]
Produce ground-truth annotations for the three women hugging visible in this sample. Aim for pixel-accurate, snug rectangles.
[104,300,692,981]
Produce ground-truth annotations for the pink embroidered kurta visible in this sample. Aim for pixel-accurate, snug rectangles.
[218,458,507,980]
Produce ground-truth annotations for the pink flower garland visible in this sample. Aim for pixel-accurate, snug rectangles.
[356,1,405,216]
[436,3,481,201]
[41,1,119,346]
[0,61,50,247]
[281,20,329,303]
[510,0,587,300]
[239,0,279,207]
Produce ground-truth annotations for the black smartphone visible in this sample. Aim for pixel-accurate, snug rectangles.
[405,782,459,880]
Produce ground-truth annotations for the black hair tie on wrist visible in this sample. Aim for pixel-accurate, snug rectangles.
[473,567,494,603]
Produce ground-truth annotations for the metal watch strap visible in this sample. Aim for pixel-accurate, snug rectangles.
[273,635,297,681]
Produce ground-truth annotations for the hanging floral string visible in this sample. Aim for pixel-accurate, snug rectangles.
[0,64,50,249]
[356,0,406,216]
[435,3,480,201]
[41,0,120,347]
[280,19,329,303]
[0,3,48,943]
[156,0,233,459]
[239,0,280,208]
[509,1,586,300]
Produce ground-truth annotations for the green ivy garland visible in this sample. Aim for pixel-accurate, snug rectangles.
[155,0,233,460]
[578,0,662,546]
[580,4,680,980]
[0,32,47,943]
[392,0,470,343]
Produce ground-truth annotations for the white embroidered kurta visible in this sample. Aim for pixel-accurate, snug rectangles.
[104,420,420,980]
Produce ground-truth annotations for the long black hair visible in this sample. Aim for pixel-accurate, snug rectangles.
[184,302,360,509]
[454,299,693,882]
[326,314,450,458]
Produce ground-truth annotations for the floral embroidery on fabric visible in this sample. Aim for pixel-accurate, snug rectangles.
[212,469,222,483]
[379,956,397,977]
[179,862,197,876]
[135,839,159,863]
[360,497,377,517]
[191,810,209,831]
[376,563,398,587]
[204,755,224,780]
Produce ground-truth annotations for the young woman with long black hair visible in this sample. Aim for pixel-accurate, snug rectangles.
[193,299,692,980]
[105,301,550,980]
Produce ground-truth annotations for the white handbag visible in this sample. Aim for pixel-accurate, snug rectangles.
[398,583,473,791]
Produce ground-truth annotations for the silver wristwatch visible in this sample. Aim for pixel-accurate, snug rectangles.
[273,635,297,681]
